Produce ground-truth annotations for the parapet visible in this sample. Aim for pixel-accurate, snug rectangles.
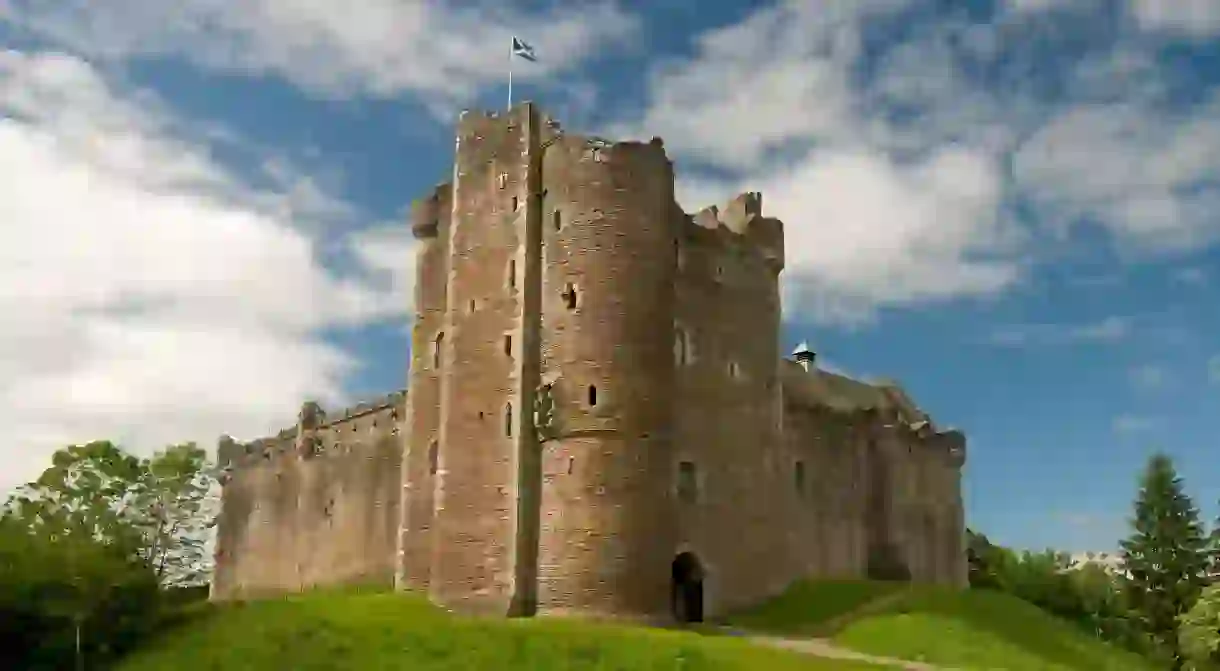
[455,102,537,141]
[686,191,785,272]
[217,390,408,473]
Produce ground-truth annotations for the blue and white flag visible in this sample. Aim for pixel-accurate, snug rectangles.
[512,36,537,62]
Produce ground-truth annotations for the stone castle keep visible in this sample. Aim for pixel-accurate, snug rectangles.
[211,103,968,621]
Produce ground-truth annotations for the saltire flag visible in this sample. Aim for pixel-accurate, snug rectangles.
[512,37,537,62]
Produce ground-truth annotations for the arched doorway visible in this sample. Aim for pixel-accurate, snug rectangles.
[671,552,704,623]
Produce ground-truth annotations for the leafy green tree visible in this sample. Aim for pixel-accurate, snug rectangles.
[134,443,218,587]
[1120,453,1210,668]
[6,440,218,587]
[1180,583,1220,669]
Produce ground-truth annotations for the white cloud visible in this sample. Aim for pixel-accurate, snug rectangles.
[1129,0,1220,39]
[610,0,1023,323]
[1012,95,1220,254]
[0,50,413,493]
[0,0,637,106]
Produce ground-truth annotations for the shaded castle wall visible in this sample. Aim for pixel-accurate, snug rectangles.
[782,403,870,583]
[397,181,452,592]
[212,394,406,600]
[534,134,678,618]
[670,193,794,616]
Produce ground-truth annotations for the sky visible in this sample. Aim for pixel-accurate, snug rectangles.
[1,0,1219,554]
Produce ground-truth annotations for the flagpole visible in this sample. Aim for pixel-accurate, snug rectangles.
[507,39,514,111]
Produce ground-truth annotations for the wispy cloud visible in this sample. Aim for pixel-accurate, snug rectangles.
[1113,414,1158,435]
[0,0,638,108]
[1172,266,1209,286]
[983,316,1131,347]
[1129,363,1170,391]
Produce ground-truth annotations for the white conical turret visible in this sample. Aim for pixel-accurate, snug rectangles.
[792,341,816,372]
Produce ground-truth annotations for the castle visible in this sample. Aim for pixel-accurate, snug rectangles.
[211,103,968,622]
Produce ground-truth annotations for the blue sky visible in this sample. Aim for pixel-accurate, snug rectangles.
[1,0,1219,554]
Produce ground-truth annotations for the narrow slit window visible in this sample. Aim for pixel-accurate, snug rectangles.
[588,385,598,407]
[433,332,444,369]
[567,457,575,474]
[563,284,578,310]
[511,195,519,211]
[468,299,476,313]
[504,334,512,356]
[504,403,513,437]
[553,210,562,231]
[795,460,807,497]
[428,440,439,475]
[508,259,516,289]
[497,172,508,189]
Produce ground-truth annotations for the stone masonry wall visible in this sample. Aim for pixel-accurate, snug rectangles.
[534,134,679,618]
[671,193,792,616]
[424,104,536,615]
[212,392,406,600]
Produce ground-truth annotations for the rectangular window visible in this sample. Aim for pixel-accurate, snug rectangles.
[795,460,807,497]
[677,461,698,503]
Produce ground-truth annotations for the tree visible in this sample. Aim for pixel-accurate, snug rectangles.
[1120,452,1210,668]
[133,443,218,587]
[1180,583,1220,669]
[5,440,219,587]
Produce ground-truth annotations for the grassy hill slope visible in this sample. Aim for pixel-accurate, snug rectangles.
[727,580,1157,671]
[117,589,884,671]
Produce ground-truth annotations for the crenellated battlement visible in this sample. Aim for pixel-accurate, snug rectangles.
[682,191,785,273]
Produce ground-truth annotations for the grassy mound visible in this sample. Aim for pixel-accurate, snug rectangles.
[116,589,885,670]
[725,579,906,636]
[831,586,1157,671]
[728,581,1156,671]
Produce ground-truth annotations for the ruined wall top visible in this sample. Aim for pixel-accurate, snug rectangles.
[684,192,785,273]
[217,389,407,470]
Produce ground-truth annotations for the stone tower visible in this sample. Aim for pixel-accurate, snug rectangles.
[397,103,690,618]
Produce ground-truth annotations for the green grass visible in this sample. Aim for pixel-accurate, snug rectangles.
[831,586,1159,671]
[117,589,884,670]
[725,579,907,636]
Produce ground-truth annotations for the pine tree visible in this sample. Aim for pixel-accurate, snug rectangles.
[1120,453,1209,667]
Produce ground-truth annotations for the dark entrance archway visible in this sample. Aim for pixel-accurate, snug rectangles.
[670,552,705,623]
